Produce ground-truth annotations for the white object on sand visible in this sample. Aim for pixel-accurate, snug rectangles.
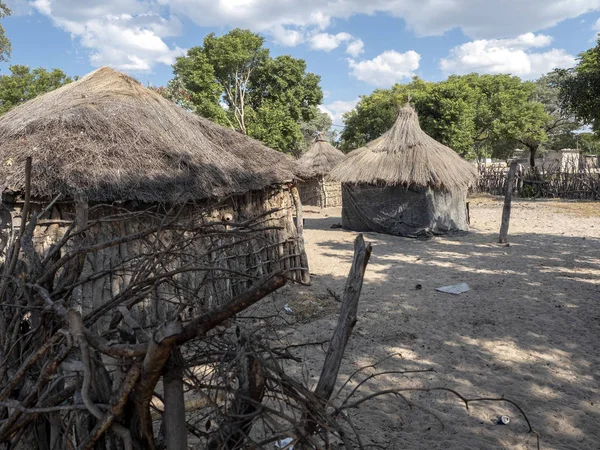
[436,283,471,295]
[274,437,294,449]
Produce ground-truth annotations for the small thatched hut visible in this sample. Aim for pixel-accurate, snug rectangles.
[296,133,346,207]
[0,67,309,321]
[329,105,478,237]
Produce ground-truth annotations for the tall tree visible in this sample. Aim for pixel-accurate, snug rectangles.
[0,65,73,114]
[202,29,268,133]
[515,72,581,166]
[170,49,227,123]
[172,29,323,152]
[0,1,10,64]
[247,55,323,152]
[557,38,600,133]
[340,74,551,161]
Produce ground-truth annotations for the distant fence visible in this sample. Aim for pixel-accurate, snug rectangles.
[473,164,600,200]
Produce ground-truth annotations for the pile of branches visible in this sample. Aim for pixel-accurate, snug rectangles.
[0,161,539,449]
[0,155,375,449]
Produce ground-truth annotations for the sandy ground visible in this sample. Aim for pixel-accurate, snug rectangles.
[268,195,600,450]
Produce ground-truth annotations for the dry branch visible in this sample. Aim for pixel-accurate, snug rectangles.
[79,363,141,450]
[136,322,182,450]
[176,271,287,345]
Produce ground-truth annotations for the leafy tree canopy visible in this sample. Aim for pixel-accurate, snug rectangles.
[0,1,10,64]
[557,38,600,133]
[297,106,335,156]
[0,65,74,114]
[339,73,556,161]
[170,29,323,153]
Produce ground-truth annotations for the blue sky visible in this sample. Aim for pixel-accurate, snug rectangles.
[2,1,600,126]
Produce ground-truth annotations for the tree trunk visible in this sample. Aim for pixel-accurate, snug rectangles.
[529,144,539,168]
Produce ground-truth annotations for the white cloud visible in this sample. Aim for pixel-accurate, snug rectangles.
[308,32,365,56]
[29,0,185,72]
[309,32,352,51]
[345,39,364,57]
[441,33,576,78]
[594,18,600,30]
[161,0,600,40]
[349,50,420,87]
[319,98,359,125]
[23,1,600,74]
[271,25,304,46]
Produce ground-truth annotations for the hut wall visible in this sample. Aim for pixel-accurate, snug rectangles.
[341,183,469,237]
[2,184,308,330]
[299,176,342,208]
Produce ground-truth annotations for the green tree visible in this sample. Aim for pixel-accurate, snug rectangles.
[340,74,551,161]
[0,65,73,114]
[515,72,581,165]
[557,38,600,133]
[577,132,600,154]
[248,55,323,152]
[0,1,10,64]
[297,107,334,156]
[202,29,268,132]
[340,77,431,151]
[172,29,323,153]
[416,76,477,157]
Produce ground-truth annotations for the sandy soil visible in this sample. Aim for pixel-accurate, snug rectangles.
[270,195,600,450]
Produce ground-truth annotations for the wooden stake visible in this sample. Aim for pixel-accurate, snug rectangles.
[314,234,372,402]
[290,185,310,284]
[498,161,518,244]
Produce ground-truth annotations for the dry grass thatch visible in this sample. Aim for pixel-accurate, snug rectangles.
[0,67,299,202]
[296,132,346,177]
[329,105,478,191]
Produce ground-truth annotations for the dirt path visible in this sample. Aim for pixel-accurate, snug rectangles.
[276,196,600,449]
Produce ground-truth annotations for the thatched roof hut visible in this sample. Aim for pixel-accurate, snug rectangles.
[296,132,346,208]
[0,67,309,324]
[329,105,477,237]
[0,67,298,203]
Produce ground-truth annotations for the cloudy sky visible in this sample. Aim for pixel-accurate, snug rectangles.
[2,1,600,125]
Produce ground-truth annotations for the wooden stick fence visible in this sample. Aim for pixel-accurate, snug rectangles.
[472,163,600,200]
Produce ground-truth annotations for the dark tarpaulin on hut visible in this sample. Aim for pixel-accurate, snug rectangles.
[341,183,469,237]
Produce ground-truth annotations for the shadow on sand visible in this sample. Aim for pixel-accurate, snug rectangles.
[279,213,599,450]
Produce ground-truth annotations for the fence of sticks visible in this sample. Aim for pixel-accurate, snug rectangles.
[473,162,600,199]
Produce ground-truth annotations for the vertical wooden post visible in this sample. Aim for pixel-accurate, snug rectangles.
[163,348,188,450]
[466,202,470,226]
[498,161,518,244]
[290,184,310,284]
[305,234,372,435]
[314,234,372,402]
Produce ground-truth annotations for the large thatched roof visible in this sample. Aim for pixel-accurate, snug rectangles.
[329,105,477,191]
[296,133,346,177]
[0,67,299,202]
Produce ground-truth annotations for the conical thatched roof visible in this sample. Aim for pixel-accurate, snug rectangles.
[0,67,299,202]
[296,132,346,177]
[329,105,477,191]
